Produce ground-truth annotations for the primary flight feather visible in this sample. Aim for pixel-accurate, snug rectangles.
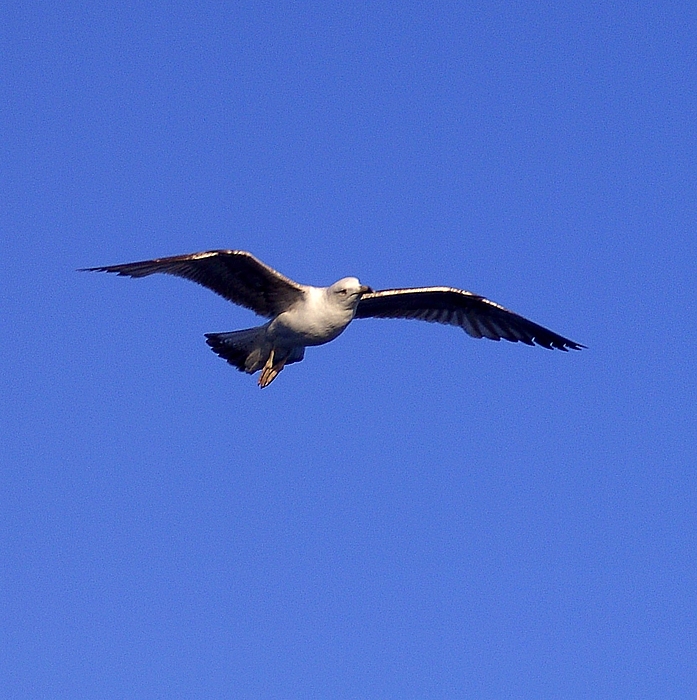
[82,249,584,387]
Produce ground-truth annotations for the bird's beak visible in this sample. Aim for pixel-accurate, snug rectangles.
[359,285,373,295]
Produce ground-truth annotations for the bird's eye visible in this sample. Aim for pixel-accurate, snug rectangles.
[339,289,348,295]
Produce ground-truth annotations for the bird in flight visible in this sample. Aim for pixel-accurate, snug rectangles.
[82,250,584,387]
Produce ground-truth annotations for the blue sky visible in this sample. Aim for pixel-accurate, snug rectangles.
[2,1,696,697]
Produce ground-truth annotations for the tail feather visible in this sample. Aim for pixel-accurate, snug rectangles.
[205,328,268,373]
[205,328,306,383]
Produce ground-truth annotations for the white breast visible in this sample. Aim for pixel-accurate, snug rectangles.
[270,286,355,346]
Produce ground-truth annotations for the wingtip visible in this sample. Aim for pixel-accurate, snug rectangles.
[77,265,113,273]
[533,335,586,351]
[77,264,139,276]
[561,342,586,352]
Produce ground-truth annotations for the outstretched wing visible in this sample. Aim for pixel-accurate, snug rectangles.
[81,250,306,318]
[355,287,584,351]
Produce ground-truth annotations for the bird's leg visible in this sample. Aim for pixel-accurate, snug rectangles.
[258,348,287,388]
[258,348,275,387]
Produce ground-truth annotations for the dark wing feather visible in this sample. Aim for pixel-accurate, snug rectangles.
[355,287,584,351]
[80,250,305,318]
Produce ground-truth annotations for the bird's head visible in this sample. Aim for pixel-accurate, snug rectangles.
[328,277,373,308]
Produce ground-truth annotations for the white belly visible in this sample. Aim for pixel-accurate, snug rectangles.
[269,289,355,347]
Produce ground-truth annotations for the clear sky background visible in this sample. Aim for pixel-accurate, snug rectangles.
[2,2,696,697]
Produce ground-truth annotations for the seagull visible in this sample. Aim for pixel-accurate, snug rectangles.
[82,250,584,387]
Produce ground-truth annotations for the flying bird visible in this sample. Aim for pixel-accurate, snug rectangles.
[82,250,584,387]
